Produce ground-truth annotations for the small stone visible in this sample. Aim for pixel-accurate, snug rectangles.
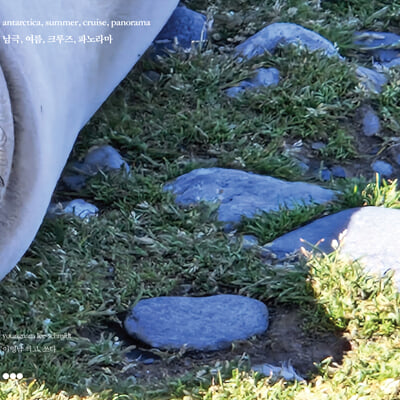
[153,6,207,54]
[360,106,381,137]
[320,168,331,181]
[47,199,98,219]
[355,66,387,94]
[250,67,280,87]
[242,235,259,249]
[235,22,341,60]
[83,145,130,175]
[124,295,269,351]
[225,68,280,98]
[311,142,326,150]
[164,168,337,226]
[372,160,393,177]
[143,70,161,83]
[331,166,346,178]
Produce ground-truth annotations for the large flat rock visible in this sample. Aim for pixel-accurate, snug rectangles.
[264,207,400,289]
[124,295,269,351]
[164,168,336,226]
[235,22,341,60]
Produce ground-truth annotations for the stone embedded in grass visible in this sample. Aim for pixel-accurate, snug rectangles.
[83,145,130,175]
[152,6,207,54]
[375,58,400,70]
[164,168,336,227]
[354,31,400,62]
[359,105,381,137]
[263,207,400,290]
[356,66,387,94]
[331,166,346,179]
[320,168,331,181]
[47,199,98,219]
[235,22,341,60]
[124,295,269,351]
[372,160,393,177]
[225,67,280,98]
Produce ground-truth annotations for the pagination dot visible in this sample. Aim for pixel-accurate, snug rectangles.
[17,373,23,379]
[2,373,9,380]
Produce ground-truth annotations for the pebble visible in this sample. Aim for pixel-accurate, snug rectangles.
[153,6,207,53]
[331,166,346,178]
[47,199,98,219]
[124,295,269,351]
[360,105,381,137]
[355,66,388,94]
[371,160,393,177]
[83,145,130,175]
[225,68,280,98]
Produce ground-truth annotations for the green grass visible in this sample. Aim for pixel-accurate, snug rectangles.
[2,0,400,398]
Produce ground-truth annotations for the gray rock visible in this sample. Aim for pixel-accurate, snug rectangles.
[374,58,400,70]
[355,66,387,94]
[264,207,400,290]
[47,199,98,219]
[320,168,331,181]
[164,168,336,226]
[360,105,381,137]
[372,160,393,177]
[311,142,326,150]
[354,31,400,62]
[395,154,400,166]
[331,166,346,178]
[83,145,130,175]
[242,235,259,249]
[225,68,280,98]
[251,67,280,87]
[124,295,269,351]
[153,6,207,53]
[235,22,341,60]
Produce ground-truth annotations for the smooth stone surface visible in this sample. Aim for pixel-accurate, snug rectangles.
[124,295,269,351]
[225,68,280,98]
[83,145,130,175]
[164,168,336,225]
[372,160,393,177]
[264,207,400,289]
[252,67,280,87]
[331,166,346,178]
[153,6,207,53]
[361,105,381,136]
[311,142,326,150]
[235,22,341,60]
[47,199,99,219]
[320,168,331,181]
[242,235,259,249]
[354,31,400,62]
[375,58,400,70]
[356,66,388,94]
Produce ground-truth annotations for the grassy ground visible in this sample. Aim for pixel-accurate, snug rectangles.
[1,0,400,399]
